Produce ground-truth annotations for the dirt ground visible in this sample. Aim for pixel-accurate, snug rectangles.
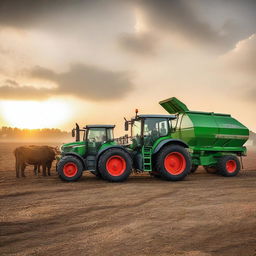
[0,142,256,256]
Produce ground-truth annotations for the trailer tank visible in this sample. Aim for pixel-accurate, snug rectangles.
[159,97,249,153]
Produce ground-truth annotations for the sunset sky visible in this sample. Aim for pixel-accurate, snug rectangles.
[0,0,255,135]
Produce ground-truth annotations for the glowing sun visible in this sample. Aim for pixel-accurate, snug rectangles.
[0,100,71,129]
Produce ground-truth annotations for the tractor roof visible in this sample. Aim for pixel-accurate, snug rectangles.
[137,114,176,119]
[84,125,115,129]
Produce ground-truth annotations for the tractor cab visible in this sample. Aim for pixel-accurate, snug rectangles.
[125,114,177,149]
[84,125,115,154]
[61,123,115,156]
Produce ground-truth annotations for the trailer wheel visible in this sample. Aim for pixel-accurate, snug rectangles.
[57,156,83,182]
[190,165,198,173]
[98,148,132,182]
[217,155,240,177]
[204,166,218,174]
[156,145,191,181]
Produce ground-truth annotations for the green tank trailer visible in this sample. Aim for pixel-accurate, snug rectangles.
[56,97,249,182]
[159,97,249,175]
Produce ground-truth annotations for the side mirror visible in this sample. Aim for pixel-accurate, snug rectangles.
[72,129,75,137]
[124,121,129,131]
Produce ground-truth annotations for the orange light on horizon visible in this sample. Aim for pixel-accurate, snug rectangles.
[0,100,72,129]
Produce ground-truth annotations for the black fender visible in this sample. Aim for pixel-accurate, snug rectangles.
[153,139,189,154]
[61,152,86,169]
[96,145,132,163]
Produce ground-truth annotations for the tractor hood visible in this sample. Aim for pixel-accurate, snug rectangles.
[60,141,85,153]
[159,97,189,114]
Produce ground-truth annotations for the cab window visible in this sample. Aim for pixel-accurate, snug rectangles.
[144,118,169,145]
[107,128,114,141]
[87,128,106,143]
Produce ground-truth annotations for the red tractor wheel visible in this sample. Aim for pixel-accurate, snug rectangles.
[217,155,240,177]
[155,145,191,181]
[106,155,126,176]
[57,156,83,181]
[98,148,132,182]
[63,162,78,177]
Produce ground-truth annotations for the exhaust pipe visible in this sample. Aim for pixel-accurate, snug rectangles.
[75,123,80,142]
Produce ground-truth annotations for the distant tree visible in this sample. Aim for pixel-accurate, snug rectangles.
[0,126,71,141]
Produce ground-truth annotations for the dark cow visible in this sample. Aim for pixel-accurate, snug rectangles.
[14,146,56,178]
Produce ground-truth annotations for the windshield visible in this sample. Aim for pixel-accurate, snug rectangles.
[144,118,169,145]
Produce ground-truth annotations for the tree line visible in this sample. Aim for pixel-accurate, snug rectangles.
[0,126,71,141]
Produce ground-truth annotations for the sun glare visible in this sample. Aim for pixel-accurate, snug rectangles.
[0,100,72,129]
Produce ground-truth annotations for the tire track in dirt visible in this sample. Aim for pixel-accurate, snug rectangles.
[0,190,178,240]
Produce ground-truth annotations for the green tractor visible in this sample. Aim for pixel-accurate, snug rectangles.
[124,113,192,181]
[124,97,249,180]
[57,124,132,182]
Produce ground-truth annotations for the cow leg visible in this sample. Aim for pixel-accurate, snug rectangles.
[21,163,26,177]
[34,165,38,175]
[38,165,41,173]
[47,162,52,176]
[15,159,20,178]
[42,164,47,176]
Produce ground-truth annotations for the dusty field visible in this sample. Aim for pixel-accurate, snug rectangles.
[0,142,256,256]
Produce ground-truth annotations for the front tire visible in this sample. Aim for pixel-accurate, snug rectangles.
[98,148,132,182]
[57,156,83,182]
[155,145,191,181]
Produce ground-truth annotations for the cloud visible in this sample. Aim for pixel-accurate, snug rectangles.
[132,0,256,51]
[134,0,223,46]
[0,0,130,33]
[0,0,81,29]
[1,0,255,54]
[0,64,133,101]
[220,34,256,102]
[246,87,256,101]
[118,33,157,55]
[0,79,53,100]
[222,34,256,75]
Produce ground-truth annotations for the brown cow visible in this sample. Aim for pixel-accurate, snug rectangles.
[14,146,56,178]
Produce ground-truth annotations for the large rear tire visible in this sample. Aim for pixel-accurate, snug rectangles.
[57,156,83,182]
[217,155,240,177]
[155,145,191,181]
[98,148,132,182]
